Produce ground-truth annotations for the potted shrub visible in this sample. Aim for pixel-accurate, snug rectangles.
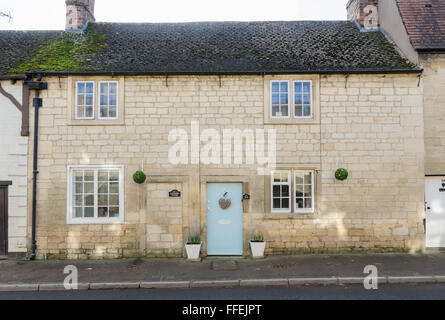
[249,233,266,258]
[185,234,201,260]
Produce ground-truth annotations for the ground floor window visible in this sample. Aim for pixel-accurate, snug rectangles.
[67,165,124,224]
[271,169,315,213]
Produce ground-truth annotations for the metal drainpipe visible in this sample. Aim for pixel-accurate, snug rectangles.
[29,74,47,261]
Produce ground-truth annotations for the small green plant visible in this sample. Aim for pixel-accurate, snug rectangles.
[133,170,146,184]
[250,233,265,242]
[335,168,349,181]
[187,234,201,245]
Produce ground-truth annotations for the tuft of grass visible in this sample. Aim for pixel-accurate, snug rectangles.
[250,233,265,242]
[187,234,201,245]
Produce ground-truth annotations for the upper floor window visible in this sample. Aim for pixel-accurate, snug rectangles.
[99,81,118,119]
[271,81,289,118]
[75,81,94,119]
[294,81,312,118]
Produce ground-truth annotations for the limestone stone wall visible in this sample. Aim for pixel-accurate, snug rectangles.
[27,73,425,259]
[421,54,445,175]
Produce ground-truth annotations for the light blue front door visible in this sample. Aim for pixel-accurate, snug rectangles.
[206,183,243,255]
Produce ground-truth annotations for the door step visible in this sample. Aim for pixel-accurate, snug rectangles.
[210,260,238,271]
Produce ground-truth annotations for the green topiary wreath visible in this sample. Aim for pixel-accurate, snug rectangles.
[335,168,348,181]
[133,170,146,184]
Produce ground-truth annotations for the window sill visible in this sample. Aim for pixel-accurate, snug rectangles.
[264,118,320,125]
[68,119,125,126]
[263,212,316,219]
[67,219,124,225]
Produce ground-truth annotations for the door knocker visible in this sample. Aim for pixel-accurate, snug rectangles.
[219,192,231,210]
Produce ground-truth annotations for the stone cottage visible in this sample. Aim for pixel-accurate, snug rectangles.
[0,0,441,259]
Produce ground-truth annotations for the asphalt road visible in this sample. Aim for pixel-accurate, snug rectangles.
[1,283,445,300]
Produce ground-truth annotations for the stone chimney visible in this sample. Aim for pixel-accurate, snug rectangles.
[347,0,379,31]
[65,0,95,31]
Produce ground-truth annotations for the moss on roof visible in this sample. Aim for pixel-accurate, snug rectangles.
[8,26,107,73]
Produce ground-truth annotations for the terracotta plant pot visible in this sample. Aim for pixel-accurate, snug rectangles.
[249,241,266,258]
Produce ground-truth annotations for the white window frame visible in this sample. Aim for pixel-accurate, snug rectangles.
[75,81,95,120]
[294,170,315,214]
[270,80,290,119]
[67,165,125,224]
[293,80,313,119]
[98,81,119,120]
[270,170,292,213]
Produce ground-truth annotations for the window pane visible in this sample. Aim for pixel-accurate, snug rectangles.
[272,82,279,92]
[77,82,85,93]
[272,185,281,197]
[109,170,119,181]
[84,182,94,194]
[86,94,93,106]
[85,194,94,206]
[77,94,85,106]
[295,105,302,117]
[84,207,94,217]
[109,194,119,206]
[109,182,119,193]
[85,106,93,118]
[109,207,119,217]
[304,198,312,209]
[272,93,279,104]
[303,82,311,93]
[295,94,302,105]
[98,171,108,181]
[84,171,94,181]
[100,82,108,93]
[282,185,289,197]
[282,198,289,209]
[98,182,108,194]
[296,198,304,208]
[98,194,108,206]
[74,182,82,194]
[295,173,303,185]
[304,185,312,196]
[98,207,108,217]
[280,93,288,105]
[74,194,83,206]
[100,106,108,118]
[294,82,302,93]
[280,82,288,92]
[303,94,311,105]
[109,106,117,118]
[109,94,117,106]
[281,107,288,117]
[272,105,279,117]
[109,83,117,94]
[86,82,94,93]
[273,198,281,209]
[304,172,312,184]
[303,105,311,117]
[76,106,85,118]
[100,95,108,106]
[73,171,83,182]
[74,207,82,218]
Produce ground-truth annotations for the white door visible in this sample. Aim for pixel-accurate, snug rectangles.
[425,177,445,247]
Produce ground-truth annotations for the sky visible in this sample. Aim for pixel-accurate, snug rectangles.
[0,0,348,30]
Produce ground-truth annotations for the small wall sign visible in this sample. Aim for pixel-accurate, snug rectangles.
[169,189,181,197]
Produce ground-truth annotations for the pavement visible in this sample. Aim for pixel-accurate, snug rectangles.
[1,252,445,291]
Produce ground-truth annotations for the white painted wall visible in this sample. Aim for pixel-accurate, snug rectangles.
[0,81,28,253]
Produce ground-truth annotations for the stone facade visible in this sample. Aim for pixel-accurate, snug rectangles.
[421,53,445,175]
[26,73,425,259]
[0,81,28,254]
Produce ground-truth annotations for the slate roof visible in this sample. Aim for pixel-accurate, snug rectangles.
[396,0,445,50]
[0,21,419,76]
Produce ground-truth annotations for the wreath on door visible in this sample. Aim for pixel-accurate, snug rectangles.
[219,192,231,210]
